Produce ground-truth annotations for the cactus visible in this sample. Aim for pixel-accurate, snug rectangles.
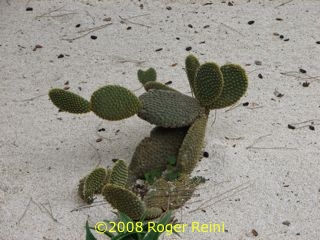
[137,68,157,84]
[91,85,142,120]
[50,54,248,221]
[185,54,200,94]
[208,64,248,109]
[138,90,205,128]
[49,89,90,113]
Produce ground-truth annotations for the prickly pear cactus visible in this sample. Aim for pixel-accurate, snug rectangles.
[49,54,248,220]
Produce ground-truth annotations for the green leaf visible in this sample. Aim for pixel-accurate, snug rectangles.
[85,221,97,240]
[118,211,133,225]
[143,211,172,239]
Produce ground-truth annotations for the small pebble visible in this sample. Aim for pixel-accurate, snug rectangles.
[103,17,112,22]
[288,124,296,130]
[57,54,64,58]
[302,81,310,87]
[33,44,43,51]
[228,1,234,6]
[276,18,283,21]
[199,41,206,44]
[252,229,258,237]
[309,125,315,131]
[185,46,192,51]
[75,24,81,28]
[171,63,178,67]
[127,26,132,30]
[203,152,209,158]
[282,220,291,226]
[299,68,307,74]
[258,73,263,79]
[26,7,33,11]
[248,20,255,25]
[165,81,172,85]
[203,25,210,28]
[166,6,172,10]
[98,128,105,132]
[155,48,163,52]
[188,24,193,28]
[284,38,289,41]
[254,60,262,65]
[279,35,284,39]
[139,4,144,9]
[176,37,180,40]
[91,35,97,40]
[316,41,320,44]
[242,102,249,106]
[96,138,102,143]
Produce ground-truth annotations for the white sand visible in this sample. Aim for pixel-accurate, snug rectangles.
[1,0,320,239]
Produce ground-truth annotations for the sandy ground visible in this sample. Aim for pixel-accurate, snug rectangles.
[1,0,320,239]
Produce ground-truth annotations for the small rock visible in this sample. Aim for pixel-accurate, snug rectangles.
[57,54,64,58]
[302,81,310,87]
[228,1,234,6]
[203,25,210,28]
[26,7,33,11]
[248,20,255,25]
[279,35,284,39]
[127,26,132,30]
[103,17,112,22]
[165,81,172,85]
[176,37,180,40]
[203,152,209,158]
[252,229,258,236]
[75,24,81,28]
[188,24,193,28]
[299,68,307,74]
[166,6,172,10]
[242,102,249,106]
[96,138,102,143]
[282,220,291,226]
[284,38,289,41]
[254,60,262,65]
[155,48,163,52]
[276,18,283,21]
[258,73,263,79]
[185,46,192,51]
[309,125,315,131]
[33,44,43,51]
[288,124,296,130]
[316,41,320,44]
[91,35,97,40]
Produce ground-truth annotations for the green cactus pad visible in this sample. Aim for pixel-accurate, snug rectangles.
[138,90,204,128]
[129,127,188,180]
[194,62,224,107]
[144,176,202,210]
[90,85,142,121]
[49,89,90,114]
[185,55,200,94]
[144,81,176,92]
[177,114,208,174]
[82,168,107,203]
[209,64,248,109]
[109,160,128,187]
[144,207,164,220]
[78,177,86,201]
[102,184,145,220]
[138,68,157,84]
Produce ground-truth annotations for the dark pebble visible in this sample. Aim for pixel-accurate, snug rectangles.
[203,25,210,28]
[248,20,255,25]
[176,37,180,40]
[309,125,315,131]
[279,35,284,39]
[254,60,262,65]
[288,124,296,130]
[166,6,172,10]
[282,220,290,226]
[91,35,97,40]
[252,229,258,236]
[26,7,33,11]
[75,24,81,28]
[316,41,320,44]
[57,54,64,58]
[98,128,105,132]
[96,138,102,142]
[203,2,213,5]
[203,152,209,158]
[302,81,310,87]
[199,41,206,44]
[276,18,283,21]
[228,2,234,6]
[242,102,249,106]
[155,48,163,52]
[185,46,192,51]
[188,24,193,28]
[284,38,289,41]
[258,73,263,79]
[299,68,307,74]
[127,26,132,30]
[139,4,143,9]
[165,81,172,85]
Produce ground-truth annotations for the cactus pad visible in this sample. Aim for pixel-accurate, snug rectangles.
[82,168,107,203]
[194,63,223,107]
[138,90,204,128]
[209,64,248,109]
[177,114,208,174]
[144,81,176,92]
[109,160,128,187]
[102,184,145,220]
[185,55,200,94]
[129,127,187,180]
[49,89,90,113]
[90,85,142,120]
[138,68,157,84]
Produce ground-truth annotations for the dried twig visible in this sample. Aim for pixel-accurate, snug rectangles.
[17,198,32,225]
[35,5,66,19]
[12,94,47,102]
[70,200,107,212]
[119,15,151,28]
[61,23,112,42]
[275,0,294,8]
[246,134,297,150]
[112,55,146,65]
[31,199,58,222]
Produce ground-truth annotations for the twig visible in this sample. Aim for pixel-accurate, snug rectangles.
[225,102,242,112]
[246,134,297,150]
[31,199,58,222]
[88,142,102,167]
[119,15,151,28]
[225,136,244,140]
[189,181,251,213]
[275,0,294,8]
[17,198,32,225]
[70,200,107,212]
[218,22,245,37]
[211,110,217,126]
[39,201,58,222]
[12,94,47,102]
[38,13,77,18]
[113,55,146,65]
[35,5,66,19]
[61,23,112,42]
